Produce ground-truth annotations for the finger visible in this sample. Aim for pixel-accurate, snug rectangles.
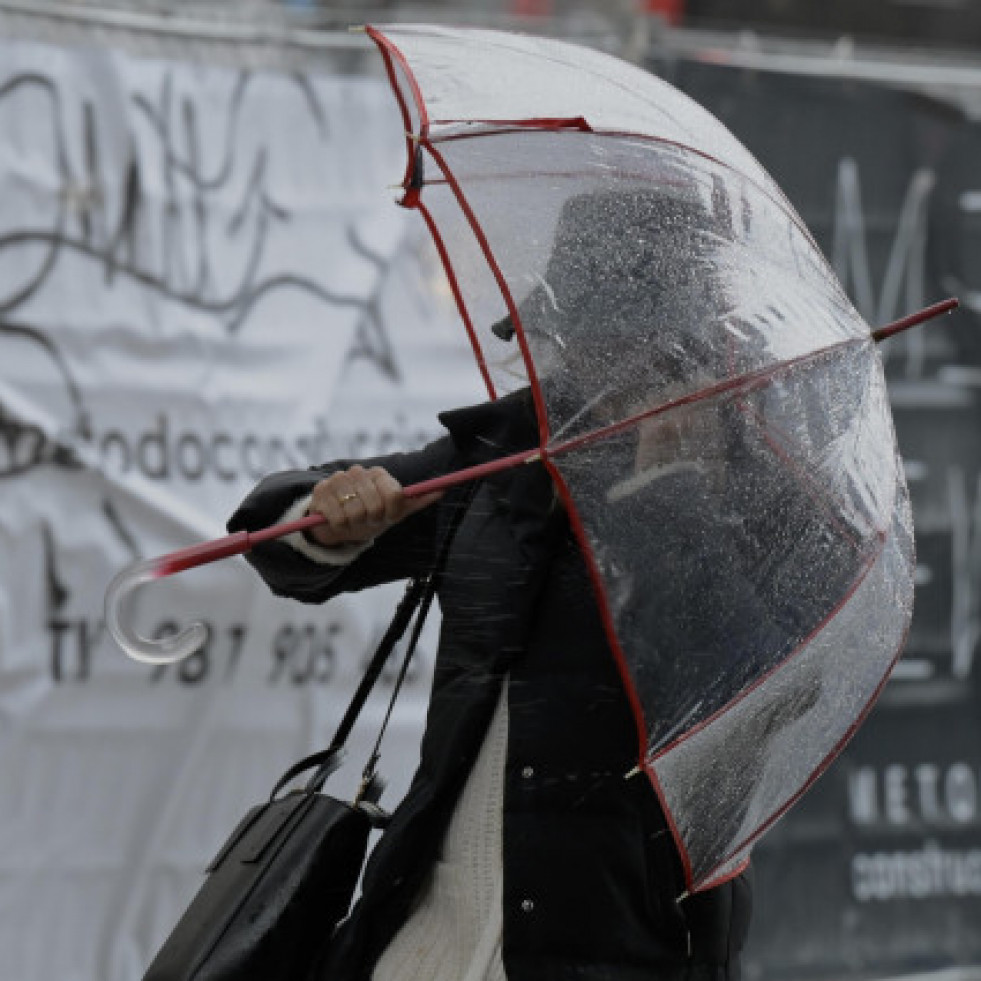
[336,482,368,526]
[352,468,386,525]
[370,467,409,523]
[314,470,356,505]
[309,480,350,542]
[319,470,365,526]
[340,466,377,526]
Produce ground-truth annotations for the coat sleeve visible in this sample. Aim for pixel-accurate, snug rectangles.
[681,866,754,981]
[226,435,460,604]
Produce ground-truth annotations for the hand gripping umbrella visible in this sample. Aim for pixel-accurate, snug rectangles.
[106,24,958,893]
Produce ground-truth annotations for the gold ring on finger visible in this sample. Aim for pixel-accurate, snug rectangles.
[338,492,359,504]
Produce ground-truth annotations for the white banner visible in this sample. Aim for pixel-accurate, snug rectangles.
[0,34,484,981]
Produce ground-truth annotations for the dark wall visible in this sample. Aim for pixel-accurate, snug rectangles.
[656,56,981,980]
[683,0,981,48]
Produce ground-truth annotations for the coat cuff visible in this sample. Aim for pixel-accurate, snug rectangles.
[278,494,373,566]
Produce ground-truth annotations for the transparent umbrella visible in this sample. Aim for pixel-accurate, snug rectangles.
[362,24,944,891]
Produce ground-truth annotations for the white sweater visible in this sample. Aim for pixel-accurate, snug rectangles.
[370,680,509,981]
[280,499,509,981]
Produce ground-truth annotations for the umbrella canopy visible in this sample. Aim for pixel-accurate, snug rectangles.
[367,24,916,892]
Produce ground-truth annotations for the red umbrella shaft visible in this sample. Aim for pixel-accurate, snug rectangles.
[872,297,959,342]
[154,446,541,577]
[403,446,541,497]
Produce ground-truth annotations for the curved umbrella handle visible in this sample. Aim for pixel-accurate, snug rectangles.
[105,558,210,665]
[105,448,540,664]
[105,530,254,665]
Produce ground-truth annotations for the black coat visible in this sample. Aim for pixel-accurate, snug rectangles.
[228,389,752,981]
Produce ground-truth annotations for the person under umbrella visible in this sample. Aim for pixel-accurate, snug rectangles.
[227,188,756,981]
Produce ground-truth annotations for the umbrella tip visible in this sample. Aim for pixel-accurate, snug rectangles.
[872,297,959,343]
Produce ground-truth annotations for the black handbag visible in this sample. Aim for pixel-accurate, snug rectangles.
[142,494,469,981]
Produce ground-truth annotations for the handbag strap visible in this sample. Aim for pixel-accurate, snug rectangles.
[269,481,476,801]
[353,513,450,803]
[268,577,427,801]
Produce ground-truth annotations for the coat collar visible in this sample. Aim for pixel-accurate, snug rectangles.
[437,387,539,464]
